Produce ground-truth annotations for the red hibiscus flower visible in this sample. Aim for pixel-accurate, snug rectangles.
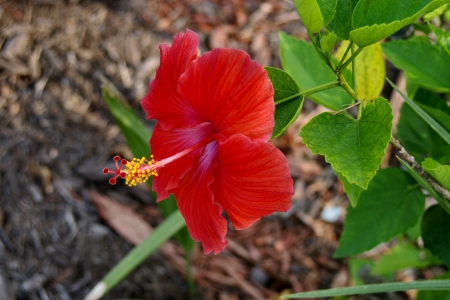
[105,30,293,254]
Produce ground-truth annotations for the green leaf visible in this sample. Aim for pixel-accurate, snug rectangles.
[85,210,186,299]
[424,3,450,21]
[325,0,360,40]
[320,32,338,58]
[396,98,450,164]
[371,242,441,275]
[283,280,450,299]
[265,67,304,139]
[335,170,364,207]
[300,97,392,189]
[416,272,450,300]
[387,78,450,146]
[429,22,450,56]
[102,84,195,253]
[350,0,450,47]
[398,158,450,215]
[382,37,450,93]
[279,31,353,111]
[422,158,450,190]
[334,168,425,257]
[294,0,338,33]
[335,41,385,102]
[413,88,450,133]
[422,205,450,268]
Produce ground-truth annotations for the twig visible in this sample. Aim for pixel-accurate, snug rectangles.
[390,137,450,200]
[331,100,362,116]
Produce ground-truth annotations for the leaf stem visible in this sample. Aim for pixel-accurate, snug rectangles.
[390,137,450,201]
[274,81,341,106]
[337,41,353,69]
[338,46,364,73]
[336,71,360,102]
[308,31,327,63]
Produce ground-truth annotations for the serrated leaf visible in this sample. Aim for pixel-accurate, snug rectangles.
[396,94,450,164]
[416,271,450,300]
[334,168,425,258]
[325,0,360,40]
[279,31,353,111]
[300,97,392,189]
[383,37,450,93]
[350,0,449,47]
[335,169,364,207]
[294,0,337,33]
[398,158,450,215]
[424,3,450,21]
[265,67,304,139]
[335,41,385,102]
[422,158,450,190]
[429,22,450,55]
[371,242,440,275]
[422,205,450,268]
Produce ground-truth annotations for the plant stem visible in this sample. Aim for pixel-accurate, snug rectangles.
[308,31,327,62]
[337,41,353,69]
[390,137,450,201]
[336,72,360,101]
[331,100,362,115]
[185,250,197,298]
[338,46,364,73]
[274,81,341,106]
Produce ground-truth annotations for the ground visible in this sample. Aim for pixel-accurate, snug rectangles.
[0,1,405,299]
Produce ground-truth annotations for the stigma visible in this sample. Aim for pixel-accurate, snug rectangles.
[103,155,161,187]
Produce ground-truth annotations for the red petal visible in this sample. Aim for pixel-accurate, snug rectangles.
[211,134,292,230]
[141,29,204,130]
[151,122,216,202]
[178,48,274,142]
[173,142,228,254]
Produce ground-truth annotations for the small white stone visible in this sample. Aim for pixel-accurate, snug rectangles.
[320,206,343,223]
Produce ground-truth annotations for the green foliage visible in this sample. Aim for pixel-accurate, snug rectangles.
[422,158,450,189]
[325,0,359,40]
[398,158,450,215]
[422,205,450,267]
[429,22,450,55]
[382,37,450,93]
[387,78,450,146]
[396,96,450,164]
[350,0,449,47]
[371,242,441,276]
[416,272,450,300]
[335,170,363,206]
[283,280,450,298]
[265,67,304,139]
[100,210,186,294]
[334,168,425,258]
[300,98,392,189]
[294,0,337,33]
[279,31,353,111]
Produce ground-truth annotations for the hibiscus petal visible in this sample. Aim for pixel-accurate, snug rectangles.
[178,48,274,142]
[141,29,204,130]
[211,134,293,230]
[173,142,228,254]
[151,122,216,201]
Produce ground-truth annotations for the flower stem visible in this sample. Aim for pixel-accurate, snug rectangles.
[274,81,341,106]
[390,137,450,200]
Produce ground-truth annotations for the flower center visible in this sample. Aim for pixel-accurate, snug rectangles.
[103,134,216,186]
